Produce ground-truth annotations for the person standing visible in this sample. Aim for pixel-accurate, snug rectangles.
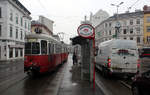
[72,52,77,65]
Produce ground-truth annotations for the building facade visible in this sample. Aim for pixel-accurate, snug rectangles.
[90,9,109,27]
[31,16,53,36]
[0,0,31,91]
[95,11,144,48]
[143,5,150,46]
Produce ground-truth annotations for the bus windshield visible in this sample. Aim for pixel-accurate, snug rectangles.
[25,42,40,54]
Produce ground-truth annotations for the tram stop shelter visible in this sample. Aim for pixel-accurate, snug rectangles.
[71,36,94,82]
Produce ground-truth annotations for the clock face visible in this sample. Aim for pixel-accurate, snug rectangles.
[116,22,121,28]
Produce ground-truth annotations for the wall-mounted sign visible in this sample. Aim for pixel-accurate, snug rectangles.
[77,24,95,38]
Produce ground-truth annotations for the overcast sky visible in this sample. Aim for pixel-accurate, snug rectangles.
[19,0,150,44]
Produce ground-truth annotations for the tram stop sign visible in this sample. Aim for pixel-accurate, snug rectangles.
[77,24,95,38]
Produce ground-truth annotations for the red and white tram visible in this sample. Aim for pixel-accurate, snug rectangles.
[24,34,69,75]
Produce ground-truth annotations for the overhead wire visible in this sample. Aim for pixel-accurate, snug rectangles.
[127,0,140,11]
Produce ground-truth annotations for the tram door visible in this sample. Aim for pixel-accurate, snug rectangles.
[48,43,51,62]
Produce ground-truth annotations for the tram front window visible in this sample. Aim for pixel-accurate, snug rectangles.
[25,42,31,54]
[25,42,40,54]
[32,42,40,54]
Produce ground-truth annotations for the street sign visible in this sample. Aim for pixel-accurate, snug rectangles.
[77,24,95,38]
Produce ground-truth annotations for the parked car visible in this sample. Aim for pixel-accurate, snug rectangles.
[132,70,150,95]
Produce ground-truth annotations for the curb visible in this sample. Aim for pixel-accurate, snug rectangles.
[95,79,113,95]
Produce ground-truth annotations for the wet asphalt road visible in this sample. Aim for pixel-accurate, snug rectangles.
[1,55,134,95]
[95,69,132,95]
[1,63,66,95]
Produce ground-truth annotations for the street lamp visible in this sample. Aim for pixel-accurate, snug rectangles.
[111,2,124,39]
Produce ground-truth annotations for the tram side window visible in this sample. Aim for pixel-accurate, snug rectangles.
[32,42,40,54]
[48,43,52,54]
[41,40,47,54]
[52,44,55,54]
[25,42,31,54]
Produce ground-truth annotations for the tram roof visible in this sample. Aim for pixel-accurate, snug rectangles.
[25,34,60,43]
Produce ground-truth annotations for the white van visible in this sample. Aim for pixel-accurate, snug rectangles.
[95,39,140,77]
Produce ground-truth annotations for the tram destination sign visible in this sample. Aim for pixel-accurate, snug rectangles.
[77,24,95,38]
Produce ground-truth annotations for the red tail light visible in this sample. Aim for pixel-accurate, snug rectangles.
[108,62,111,68]
[137,59,140,68]
[137,63,140,68]
[108,59,111,63]
[107,58,111,68]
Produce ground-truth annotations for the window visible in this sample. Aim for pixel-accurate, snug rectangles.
[136,27,140,32]
[123,29,127,34]
[32,42,40,54]
[130,37,133,40]
[25,20,27,29]
[25,42,40,54]
[130,28,133,34]
[123,21,126,26]
[147,16,150,23]
[48,43,51,54]
[28,22,30,30]
[105,23,107,27]
[109,23,111,27]
[16,14,19,24]
[105,31,107,36]
[0,24,1,36]
[25,42,31,54]
[124,37,127,39]
[34,28,42,34]
[9,48,13,58]
[20,49,23,57]
[21,17,23,26]
[147,36,150,43]
[97,32,101,37]
[15,48,18,57]
[109,30,111,35]
[10,25,13,37]
[41,40,47,54]
[10,11,13,21]
[0,7,1,18]
[20,30,22,39]
[136,19,140,24]
[137,37,140,43]
[130,19,133,25]
[147,26,150,32]
[16,28,18,39]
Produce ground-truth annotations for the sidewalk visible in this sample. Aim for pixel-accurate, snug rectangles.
[57,55,104,95]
